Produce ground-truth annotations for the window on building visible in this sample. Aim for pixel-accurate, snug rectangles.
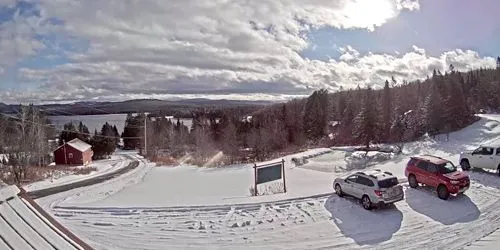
[68,153,73,159]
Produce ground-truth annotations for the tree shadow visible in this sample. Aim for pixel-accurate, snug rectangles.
[324,195,403,246]
[405,187,480,225]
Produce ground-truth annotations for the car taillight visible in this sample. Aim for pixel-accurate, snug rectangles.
[374,190,383,197]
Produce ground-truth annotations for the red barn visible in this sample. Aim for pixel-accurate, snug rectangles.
[54,138,93,166]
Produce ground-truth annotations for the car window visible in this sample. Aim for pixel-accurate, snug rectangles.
[427,163,437,173]
[346,175,358,183]
[416,161,428,171]
[378,177,399,188]
[357,176,374,187]
[437,162,456,174]
[408,158,417,166]
[496,148,500,155]
[484,147,494,155]
[476,147,494,155]
[473,148,482,155]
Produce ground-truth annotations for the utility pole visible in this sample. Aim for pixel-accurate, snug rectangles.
[63,140,67,165]
[144,114,147,156]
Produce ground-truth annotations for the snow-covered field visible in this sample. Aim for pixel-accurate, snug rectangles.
[37,114,500,249]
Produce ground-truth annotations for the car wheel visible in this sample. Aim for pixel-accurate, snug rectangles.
[437,185,450,200]
[460,160,471,171]
[361,195,372,210]
[409,174,418,188]
[335,184,343,197]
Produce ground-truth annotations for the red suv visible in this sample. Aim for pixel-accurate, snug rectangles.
[405,155,470,200]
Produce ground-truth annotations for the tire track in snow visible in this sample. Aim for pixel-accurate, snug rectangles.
[49,177,500,250]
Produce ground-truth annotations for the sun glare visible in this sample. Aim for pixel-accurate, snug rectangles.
[343,0,396,30]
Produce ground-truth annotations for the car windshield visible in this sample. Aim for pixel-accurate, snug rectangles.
[438,162,457,174]
[378,177,399,188]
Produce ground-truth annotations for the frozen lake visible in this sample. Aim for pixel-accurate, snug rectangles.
[49,114,193,135]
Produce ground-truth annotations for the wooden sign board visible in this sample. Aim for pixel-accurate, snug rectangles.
[253,159,286,196]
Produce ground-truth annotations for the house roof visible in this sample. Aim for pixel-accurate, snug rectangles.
[55,138,92,152]
[0,185,91,249]
[67,138,92,152]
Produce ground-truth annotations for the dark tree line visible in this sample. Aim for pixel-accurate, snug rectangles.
[58,121,90,145]
[120,66,500,165]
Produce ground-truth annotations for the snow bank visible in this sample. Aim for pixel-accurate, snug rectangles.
[344,151,393,170]
[291,149,333,166]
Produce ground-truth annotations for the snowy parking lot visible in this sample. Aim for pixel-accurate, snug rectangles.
[36,115,500,249]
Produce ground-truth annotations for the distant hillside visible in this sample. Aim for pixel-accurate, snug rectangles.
[0,98,275,117]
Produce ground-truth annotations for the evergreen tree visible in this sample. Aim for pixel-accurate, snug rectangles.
[303,89,328,139]
[353,87,380,148]
[122,113,143,149]
[59,122,79,145]
[421,84,442,135]
[382,80,392,140]
[391,76,397,87]
[77,121,90,141]
[91,123,117,159]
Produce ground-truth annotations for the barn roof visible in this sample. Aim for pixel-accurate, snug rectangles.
[0,185,91,249]
[55,138,92,152]
[67,138,92,152]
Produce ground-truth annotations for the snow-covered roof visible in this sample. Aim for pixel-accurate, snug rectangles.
[66,138,92,152]
[0,185,88,249]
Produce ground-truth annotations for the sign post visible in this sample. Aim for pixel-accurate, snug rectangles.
[254,163,258,196]
[253,159,286,196]
[282,159,286,193]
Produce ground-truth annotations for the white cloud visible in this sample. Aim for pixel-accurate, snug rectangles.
[0,2,50,76]
[397,0,420,10]
[339,45,361,62]
[1,0,491,104]
[7,47,494,104]
[412,45,426,55]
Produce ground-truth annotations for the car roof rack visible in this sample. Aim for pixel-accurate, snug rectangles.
[383,171,393,175]
[421,154,444,159]
[368,174,377,179]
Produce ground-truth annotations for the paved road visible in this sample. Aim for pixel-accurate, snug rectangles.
[26,159,140,199]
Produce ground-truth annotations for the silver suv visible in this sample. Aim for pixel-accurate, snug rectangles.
[333,170,404,210]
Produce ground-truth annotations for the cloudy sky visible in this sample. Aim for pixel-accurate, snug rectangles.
[0,0,498,104]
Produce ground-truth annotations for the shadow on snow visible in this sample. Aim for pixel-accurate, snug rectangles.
[324,195,403,246]
[468,170,500,190]
[405,187,480,225]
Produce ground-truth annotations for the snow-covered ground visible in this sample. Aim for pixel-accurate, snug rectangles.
[36,114,500,249]
[44,148,333,208]
[464,228,500,250]
[24,152,133,192]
